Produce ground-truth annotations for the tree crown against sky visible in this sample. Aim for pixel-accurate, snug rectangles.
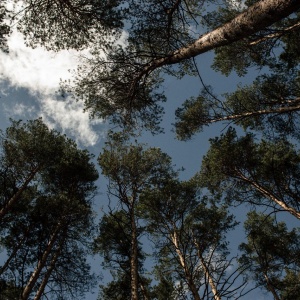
[3,0,300,136]
[0,119,99,299]
[61,0,300,134]
[1,0,300,299]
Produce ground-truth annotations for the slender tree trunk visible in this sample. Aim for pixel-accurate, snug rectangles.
[142,0,300,74]
[205,101,300,126]
[171,230,201,300]
[195,244,221,300]
[263,273,280,300]
[0,166,40,220]
[235,169,300,219]
[21,223,62,300]
[0,226,33,275]
[139,280,149,300]
[130,206,139,300]
[33,229,67,300]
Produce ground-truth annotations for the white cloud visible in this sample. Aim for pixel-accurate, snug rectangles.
[40,96,103,146]
[0,30,78,95]
[8,102,36,116]
[227,0,246,10]
[0,30,103,146]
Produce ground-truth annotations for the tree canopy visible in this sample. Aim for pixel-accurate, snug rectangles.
[2,0,300,299]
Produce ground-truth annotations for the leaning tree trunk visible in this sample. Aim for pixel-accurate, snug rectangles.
[0,225,33,276]
[263,273,281,300]
[194,241,221,300]
[21,223,62,300]
[0,165,40,220]
[142,0,300,74]
[235,169,300,220]
[33,228,67,300]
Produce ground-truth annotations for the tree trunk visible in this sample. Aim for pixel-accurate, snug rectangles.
[130,207,139,300]
[235,169,300,220]
[0,226,33,275]
[194,242,221,300]
[263,273,280,300]
[0,166,40,220]
[171,230,201,300]
[33,229,67,300]
[143,0,300,73]
[21,223,62,300]
[204,100,300,126]
[139,279,149,300]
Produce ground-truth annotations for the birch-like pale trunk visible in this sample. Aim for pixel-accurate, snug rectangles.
[171,230,201,300]
[194,241,221,300]
[235,169,300,220]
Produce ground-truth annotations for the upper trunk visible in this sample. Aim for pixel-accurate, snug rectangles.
[130,206,139,300]
[235,169,300,220]
[171,230,201,300]
[33,228,67,300]
[143,0,300,73]
[194,241,221,300]
[21,223,63,300]
[0,166,40,220]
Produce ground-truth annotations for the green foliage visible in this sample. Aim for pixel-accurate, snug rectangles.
[140,177,244,299]
[239,211,300,298]
[98,132,174,193]
[0,119,98,299]
[11,0,123,51]
[94,211,144,271]
[97,135,175,299]
[199,127,300,216]
[175,69,300,140]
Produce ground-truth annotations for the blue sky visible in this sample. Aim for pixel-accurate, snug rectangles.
[0,4,296,298]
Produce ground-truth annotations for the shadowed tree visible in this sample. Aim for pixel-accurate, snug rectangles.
[97,132,174,300]
[175,68,300,141]
[0,0,9,52]
[239,211,300,300]
[67,0,300,132]
[7,0,123,51]
[199,127,300,220]
[140,178,249,300]
[0,119,99,299]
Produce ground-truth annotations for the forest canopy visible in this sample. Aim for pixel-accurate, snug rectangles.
[1,0,300,299]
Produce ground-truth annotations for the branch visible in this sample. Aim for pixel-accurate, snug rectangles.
[249,21,300,46]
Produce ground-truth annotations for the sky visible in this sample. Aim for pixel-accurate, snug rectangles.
[0,1,296,299]
[0,29,267,299]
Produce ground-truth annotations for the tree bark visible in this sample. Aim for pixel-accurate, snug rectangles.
[171,230,201,300]
[142,0,300,74]
[203,100,300,126]
[0,166,40,220]
[194,242,221,300]
[33,229,67,300]
[263,273,280,300]
[21,223,62,300]
[130,206,139,300]
[235,169,300,220]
